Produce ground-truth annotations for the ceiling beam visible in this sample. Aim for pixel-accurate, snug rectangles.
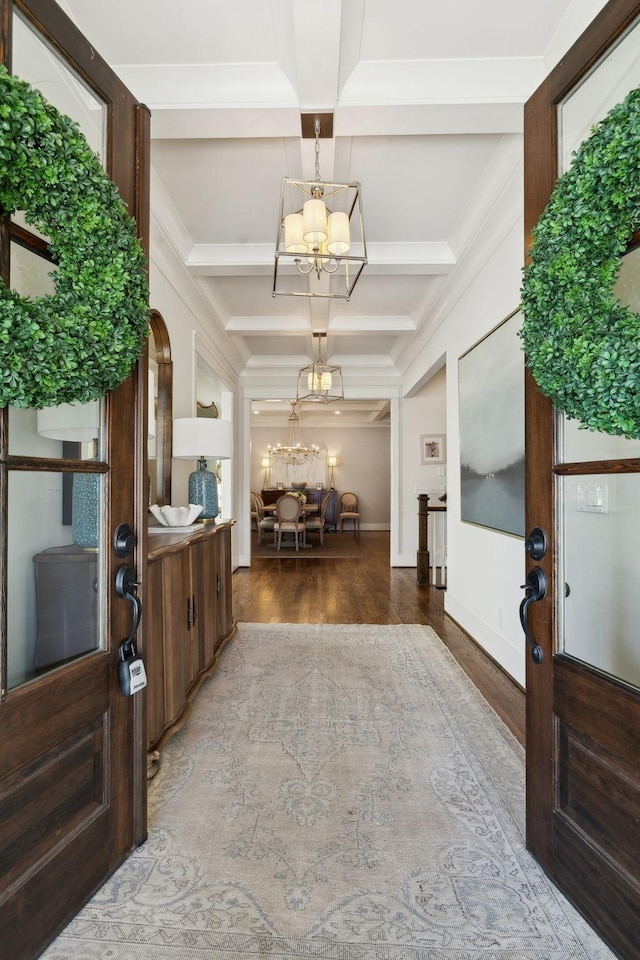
[186,241,455,276]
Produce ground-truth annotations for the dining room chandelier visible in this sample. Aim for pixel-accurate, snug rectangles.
[273,114,367,301]
[297,332,344,404]
[268,401,320,465]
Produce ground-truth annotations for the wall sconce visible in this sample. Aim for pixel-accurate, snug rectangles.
[328,455,337,489]
[173,417,232,520]
[261,457,270,488]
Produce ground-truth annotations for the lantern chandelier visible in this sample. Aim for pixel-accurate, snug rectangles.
[297,332,344,404]
[273,113,367,301]
[268,401,320,466]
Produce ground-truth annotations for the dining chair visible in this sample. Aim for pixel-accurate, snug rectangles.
[250,491,259,530]
[339,491,360,537]
[305,491,331,545]
[254,493,276,544]
[274,493,305,551]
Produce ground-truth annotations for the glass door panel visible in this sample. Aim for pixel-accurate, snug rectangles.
[560,245,640,463]
[4,12,109,692]
[6,470,105,690]
[561,471,640,689]
[12,9,106,152]
[558,17,640,173]
[556,49,640,692]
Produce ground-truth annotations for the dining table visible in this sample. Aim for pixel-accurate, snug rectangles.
[262,501,318,515]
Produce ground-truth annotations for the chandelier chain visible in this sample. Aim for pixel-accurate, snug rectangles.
[314,119,321,182]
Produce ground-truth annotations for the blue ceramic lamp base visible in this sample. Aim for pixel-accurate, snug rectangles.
[189,458,219,520]
[72,473,100,548]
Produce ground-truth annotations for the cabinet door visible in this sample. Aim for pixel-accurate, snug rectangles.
[325,489,338,529]
[162,550,191,725]
[217,526,233,644]
[194,536,218,668]
[145,559,166,748]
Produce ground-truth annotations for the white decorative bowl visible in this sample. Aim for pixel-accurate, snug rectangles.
[150,503,203,527]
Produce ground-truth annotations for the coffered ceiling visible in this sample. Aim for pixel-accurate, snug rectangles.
[59,0,602,420]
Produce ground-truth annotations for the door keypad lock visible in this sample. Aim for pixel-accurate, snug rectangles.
[115,562,147,696]
[119,638,147,696]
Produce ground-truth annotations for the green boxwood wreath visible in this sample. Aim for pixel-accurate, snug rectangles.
[0,65,149,409]
[520,86,640,439]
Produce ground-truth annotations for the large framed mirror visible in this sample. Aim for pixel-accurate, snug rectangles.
[149,309,173,505]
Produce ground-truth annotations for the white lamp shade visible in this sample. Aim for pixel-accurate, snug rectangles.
[308,369,333,391]
[328,456,337,467]
[284,213,308,253]
[36,401,99,441]
[173,417,232,460]
[261,457,270,468]
[303,198,328,245]
[327,211,351,255]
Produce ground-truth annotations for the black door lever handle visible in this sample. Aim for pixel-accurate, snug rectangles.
[519,566,546,664]
[115,564,142,654]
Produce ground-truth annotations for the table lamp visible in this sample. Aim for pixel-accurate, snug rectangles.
[261,456,270,488]
[328,455,337,488]
[173,417,232,520]
[37,401,100,548]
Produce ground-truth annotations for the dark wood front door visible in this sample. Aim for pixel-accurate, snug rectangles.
[524,2,640,958]
[0,2,149,957]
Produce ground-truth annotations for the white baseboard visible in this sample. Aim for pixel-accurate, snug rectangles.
[444,592,525,688]
[392,552,417,567]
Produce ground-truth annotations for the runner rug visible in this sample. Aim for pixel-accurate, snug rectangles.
[43,623,614,959]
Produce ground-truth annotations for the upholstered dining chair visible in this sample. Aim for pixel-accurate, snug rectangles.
[305,491,332,545]
[339,491,360,537]
[250,491,259,530]
[254,493,276,544]
[274,493,305,551]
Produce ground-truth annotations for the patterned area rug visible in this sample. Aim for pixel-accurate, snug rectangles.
[252,530,363,559]
[43,623,614,959]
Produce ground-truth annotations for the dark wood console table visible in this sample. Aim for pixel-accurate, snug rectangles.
[146,519,236,757]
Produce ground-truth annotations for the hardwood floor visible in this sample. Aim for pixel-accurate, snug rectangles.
[233,531,526,745]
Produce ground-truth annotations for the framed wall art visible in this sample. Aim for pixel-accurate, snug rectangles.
[420,434,446,464]
[458,308,525,537]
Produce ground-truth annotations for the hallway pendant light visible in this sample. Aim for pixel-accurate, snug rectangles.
[297,333,344,404]
[273,115,367,301]
[268,402,320,466]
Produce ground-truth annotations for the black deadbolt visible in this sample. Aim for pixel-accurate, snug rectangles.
[524,526,547,561]
[114,523,136,558]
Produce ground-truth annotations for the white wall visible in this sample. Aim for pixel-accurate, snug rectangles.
[251,423,391,529]
[399,138,527,686]
[397,367,447,563]
[149,212,244,563]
